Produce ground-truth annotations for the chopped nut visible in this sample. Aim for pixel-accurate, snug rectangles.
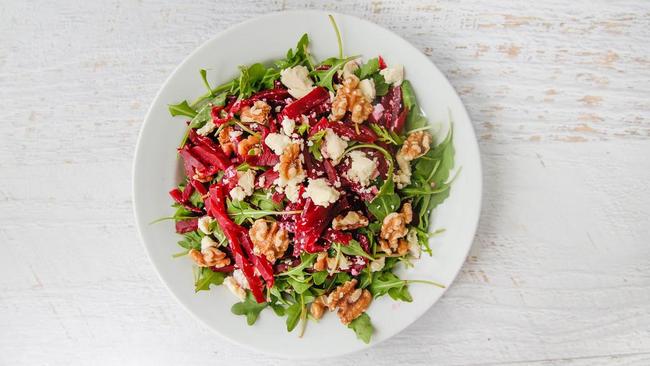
[379,202,413,255]
[218,126,236,156]
[326,279,372,324]
[189,247,230,268]
[310,295,327,320]
[400,131,432,161]
[240,100,271,124]
[278,143,304,183]
[313,252,328,272]
[249,219,289,262]
[237,134,261,157]
[330,75,373,124]
[332,211,369,231]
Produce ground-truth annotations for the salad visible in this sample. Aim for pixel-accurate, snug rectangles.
[161,16,454,343]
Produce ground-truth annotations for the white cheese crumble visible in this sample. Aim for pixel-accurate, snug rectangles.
[196,120,216,136]
[321,128,348,164]
[229,169,256,201]
[359,78,376,101]
[302,178,340,207]
[369,257,386,272]
[200,235,219,251]
[393,152,412,189]
[232,269,250,290]
[264,133,292,155]
[341,60,360,79]
[223,277,246,300]
[228,130,243,139]
[280,65,315,99]
[281,117,295,135]
[406,228,421,259]
[197,216,214,235]
[346,150,378,187]
[380,64,404,86]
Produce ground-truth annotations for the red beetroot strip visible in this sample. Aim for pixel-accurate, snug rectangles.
[204,184,274,303]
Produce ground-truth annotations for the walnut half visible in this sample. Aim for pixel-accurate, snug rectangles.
[379,202,413,255]
[332,211,369,231]
[189,247,230,268]
[326,279,372,324]
[240,100,271,124]
[400,131,432,161]
[330,75,373,124]
[249,219,289,262]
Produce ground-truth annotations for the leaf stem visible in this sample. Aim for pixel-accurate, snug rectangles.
[406,279,446,289]
[328,14,343,59]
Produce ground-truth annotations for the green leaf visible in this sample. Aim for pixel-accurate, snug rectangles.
[312,271,329,286]
[226,199,292,224]
[288,277,312,294]
[328,14,343,59]
[388,285,413,302]
[401,80,429,131]
[200,69,214,97]
[189,93,227,129]
[168,101,197,118]
[276,33,313,71]
[231,292,268,325]
[177,231,202,251]
[372,73,389,96]
[278,253,318,277]
[269,302,286,316]
[338,240,374,261]
[366,179,401,221]
[369,123,404,145]
[369,271,407,298]
[249,191,282,211]
[356,57,379,80]
[285,301,301,332]
[313,55,359,92]
[401,80,417,111]
[195,268,226,292]
[236,63,268,99]
[347,313,373,343]
[308,130,326,161]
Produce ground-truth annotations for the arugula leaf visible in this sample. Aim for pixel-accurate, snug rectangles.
[366,179,401,221]
[369,123,404,145]
[231,292,268,325]
[388,285,413,302]
[195,268,226,292]
[308,130,326,161]
[200,69,214,97]
[268,302,286,316]
[189,93,227,129]
[249,191,282,211]
[338,240,374,261]
[369,271,408,298]
[372,73,389,96]
[226,199,292,224]
[347,313,373,343]
[276,33,313,71]
[358,267,372,289]
[401,80,417,110]
[328,14,343,59]
[313,55,359,92]
[285,301,302,332]
[177,231,202,251]
[278,253,318,277]
[235,63,268,99]
[168,101,197,118]
[296,123,310,135]
[356,57,379,79]
[312,271,329,286]
[401,80,429,131]
[288,277,312,294]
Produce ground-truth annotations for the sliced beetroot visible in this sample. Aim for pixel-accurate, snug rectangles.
[378,55,387,69]
[190,179,208,195]
[323,229,352,245]
[175,218,198,234]
[381,86,403,132]
[169,188,202,213]
[309,118,377,143]
[293,198,332,255]
[209,264,235,273]
[282,86,330,119]
[221,165,239,190]
[179,145,207,178]
[356,234,370,252]
[322,158,338,185]
[181,182,195,202]
[393,106,409,134]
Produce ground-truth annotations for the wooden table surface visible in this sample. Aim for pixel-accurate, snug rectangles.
[1,1,649,365]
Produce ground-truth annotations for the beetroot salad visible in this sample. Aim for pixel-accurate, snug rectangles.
[161,16,454,343]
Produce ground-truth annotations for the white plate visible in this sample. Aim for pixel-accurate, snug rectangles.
[133,10,482,358]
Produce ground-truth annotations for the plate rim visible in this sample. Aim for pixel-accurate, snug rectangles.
[132,9,483,359]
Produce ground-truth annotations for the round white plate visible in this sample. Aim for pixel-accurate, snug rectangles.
[133,10,482,358]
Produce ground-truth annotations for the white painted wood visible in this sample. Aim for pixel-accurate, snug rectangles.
[1,0,649,365]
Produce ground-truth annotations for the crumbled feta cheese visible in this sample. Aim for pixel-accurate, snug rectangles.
[359,78,376,101]
[284,183,301,203]
[321,128,348,164]
[407,229,421,259]
[228,130,243,139]
[200,236,218,251]
[196,120,216,136]
[281,117,295,135]
[302,178,340,207]
[346,151,378,187]
[197,216,214,235]
[265,133,292,155]
[369,257,386,272]
[229,169,256,201]
[223,277,246,300]
[393,152,412,188]
[342,60,360,79]
[380,64,404,86]
[280,65,315,99]
[372,103,385,121]
[257,176,266,187]
[232,269,250,290]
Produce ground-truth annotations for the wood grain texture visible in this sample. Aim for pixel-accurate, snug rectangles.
[1,0,649,365]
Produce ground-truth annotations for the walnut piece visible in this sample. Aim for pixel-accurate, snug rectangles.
[240,100,271,124]
[189,247,230,268]
[237,134,261,157]
[326,279,372,324]
[217,126,236,156]
[313,252,328,272]
[309,295,327,320]
[278,142,304,183]
[249,219,289,262]
[400,131,432,161]
[330,75,373,124]
[332,211,369,231]
[379,202,413,255]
